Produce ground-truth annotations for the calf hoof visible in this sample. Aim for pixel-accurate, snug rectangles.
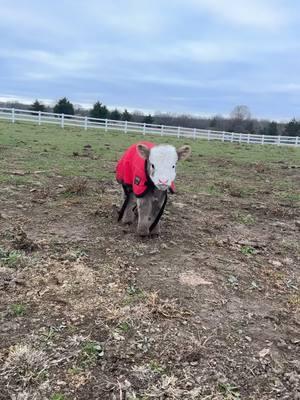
[121,216,134,225]
[150,224,161,236]
[137,226,150,237]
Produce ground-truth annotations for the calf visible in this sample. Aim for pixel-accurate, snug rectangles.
[116,141,191,236]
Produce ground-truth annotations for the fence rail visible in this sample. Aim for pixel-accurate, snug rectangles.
[0,107,299,147]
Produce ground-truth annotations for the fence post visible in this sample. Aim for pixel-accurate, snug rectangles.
[124,120,128,134]
[12,108,15,123]
[277,135,281,146]
[143,123,146,135]
[247,134,250,144]
[161,125,164,136]
[239,133,242,143]
[61,113,64,128]
[38,111,41,125]
[177,126,181,138]
[231,132,234,142]
[84,116,88,131]
[105,119,108,132]
[222,131,225,142]
[296,136,299,146]
[261,135,265,145]
[207,130,211,141]
[193,128,196,139]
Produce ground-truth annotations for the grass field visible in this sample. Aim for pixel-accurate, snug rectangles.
[0,121,300,399]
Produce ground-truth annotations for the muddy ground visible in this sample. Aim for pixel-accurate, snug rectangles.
[0,125,300,399]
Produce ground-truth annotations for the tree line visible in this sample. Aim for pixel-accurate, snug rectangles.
[1,98,300,137]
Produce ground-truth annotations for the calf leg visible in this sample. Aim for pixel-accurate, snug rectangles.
[137,194,152,236]
[121,192,137,224]
[137,189,166,236]
[149,190,166,236]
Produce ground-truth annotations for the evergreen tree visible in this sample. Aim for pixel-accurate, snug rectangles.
[53,97,74,115]
[121,109,132,121]
[284,118,300,137]
[267,121,278,136]
[109,108,121,120]
[89,101,108,119]
[31,100,45,112]
[143,114,154,124]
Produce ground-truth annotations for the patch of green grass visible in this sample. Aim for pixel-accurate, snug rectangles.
[240,246,256,256]
[10,304,26,316]
[218,382,240,399]
[79,340,104,368]
[123,285,146,305]
[0,120,299,203]
[0,175,34,186]
[0,248,27,268]
[234,212,255,225]
[67,366,82,375]
[118,321,131,333]
[51,394,66,400]
[127,284,144,296]
[149,360,165,374]
[1,121,299,184]
[205,184,222,196]
[279,192,300,204]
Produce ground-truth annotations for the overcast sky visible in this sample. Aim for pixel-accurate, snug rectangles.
[0,0,299,119]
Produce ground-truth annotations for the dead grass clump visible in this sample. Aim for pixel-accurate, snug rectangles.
[31,187,50,203]
[12,226,39,252]
[215,181,245,198]
[3,344,47,383]
[288,294,300,309]
[65,177,88,195]
[254,161,268,173]
[10,384,50,400]
[146,292,192,319]
[145,374,202,399]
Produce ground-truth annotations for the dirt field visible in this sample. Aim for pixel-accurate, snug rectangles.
[0,121,299,400]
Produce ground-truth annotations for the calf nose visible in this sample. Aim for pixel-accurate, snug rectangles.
[159,178,168,185]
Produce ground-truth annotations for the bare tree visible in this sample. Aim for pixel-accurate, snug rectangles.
[230,105,251,121]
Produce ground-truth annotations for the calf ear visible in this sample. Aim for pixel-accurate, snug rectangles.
[177,145,191,161]
[137,143,150,159]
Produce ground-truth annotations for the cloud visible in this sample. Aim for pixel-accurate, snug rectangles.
[0,3,68,37]
[0,48,94,78]
[187,0,290,30]
[83,1,166,36]
[243,82,300,94]
[0,0,299,119]
[0,94,53,105]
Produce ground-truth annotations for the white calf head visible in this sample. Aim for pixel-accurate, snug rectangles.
[137,143,191,191]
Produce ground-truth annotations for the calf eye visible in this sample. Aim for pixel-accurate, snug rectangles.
[172,165,175,169]
[151,164,155,169]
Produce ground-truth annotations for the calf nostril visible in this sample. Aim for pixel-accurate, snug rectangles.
[159,179,168,185]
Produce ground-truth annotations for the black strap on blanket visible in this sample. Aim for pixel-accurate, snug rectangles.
[149,191,168,232]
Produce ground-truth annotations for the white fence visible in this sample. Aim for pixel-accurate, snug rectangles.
[0,107,299,147]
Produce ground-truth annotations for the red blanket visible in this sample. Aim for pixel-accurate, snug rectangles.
[116,141,154,197]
